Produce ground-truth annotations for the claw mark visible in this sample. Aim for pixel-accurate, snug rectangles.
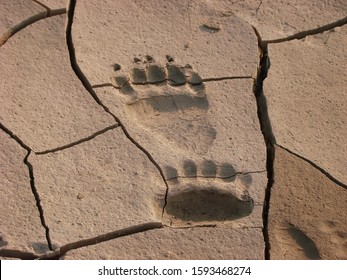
[201,21,222,33]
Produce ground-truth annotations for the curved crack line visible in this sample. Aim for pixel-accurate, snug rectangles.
[0,122,30,150]
[66,0,169,216]
[0,122,53,251]
[0,222,163,260]
[276,144,347,190]
[264,15,347,44]
[0,8,66,47]
[37,222,163,260]
[36,124,119,155]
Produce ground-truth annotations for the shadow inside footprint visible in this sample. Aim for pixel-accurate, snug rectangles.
[166,186,254,222]
[137,94,208,113]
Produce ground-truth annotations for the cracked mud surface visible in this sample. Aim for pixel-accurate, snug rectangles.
[0,0,346,260]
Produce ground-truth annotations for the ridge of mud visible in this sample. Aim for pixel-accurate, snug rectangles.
[0,249,38,260]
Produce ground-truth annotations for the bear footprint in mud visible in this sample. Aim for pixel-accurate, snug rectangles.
[111,56,216,155]
[161,159,254,227]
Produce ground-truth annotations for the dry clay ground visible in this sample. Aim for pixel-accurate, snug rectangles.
[0,0,346,260]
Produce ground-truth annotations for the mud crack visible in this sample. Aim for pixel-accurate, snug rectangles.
[36,124,120,155]
[251,17,347,259]
[0,222,163,260]
[0,122,53,251]
[265,16,347,44]
[66,0,169,215]
[91,76,253,89]
[252,27,275,260]
[202,76,253,82]
[37,222,163,259]
[276,144,347,190]
[0,248,39,260]
[32,0,51,13]
[255,0,262,15]
[0,7,66,47]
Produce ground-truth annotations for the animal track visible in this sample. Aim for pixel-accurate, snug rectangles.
[110,56,216,155]
[111,56,206,103]
[286,223,321,260]
[161,159,254,226]
[319,221,347,259]
[273,222,321,260]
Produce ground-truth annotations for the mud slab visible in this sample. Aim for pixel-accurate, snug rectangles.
[64,227,264,260]
[0,15,114,152]
[265,26,347,184]
[31,128,165,246]
[0,130,48,256]
[269,146,347,260]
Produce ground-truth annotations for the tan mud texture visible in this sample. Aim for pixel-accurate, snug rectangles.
[0,0,346,260]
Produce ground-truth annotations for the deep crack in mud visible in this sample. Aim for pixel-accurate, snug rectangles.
[251,17,347,259]
[65,0,170,216]
[0,123,53,251]
[252,26,275,260]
